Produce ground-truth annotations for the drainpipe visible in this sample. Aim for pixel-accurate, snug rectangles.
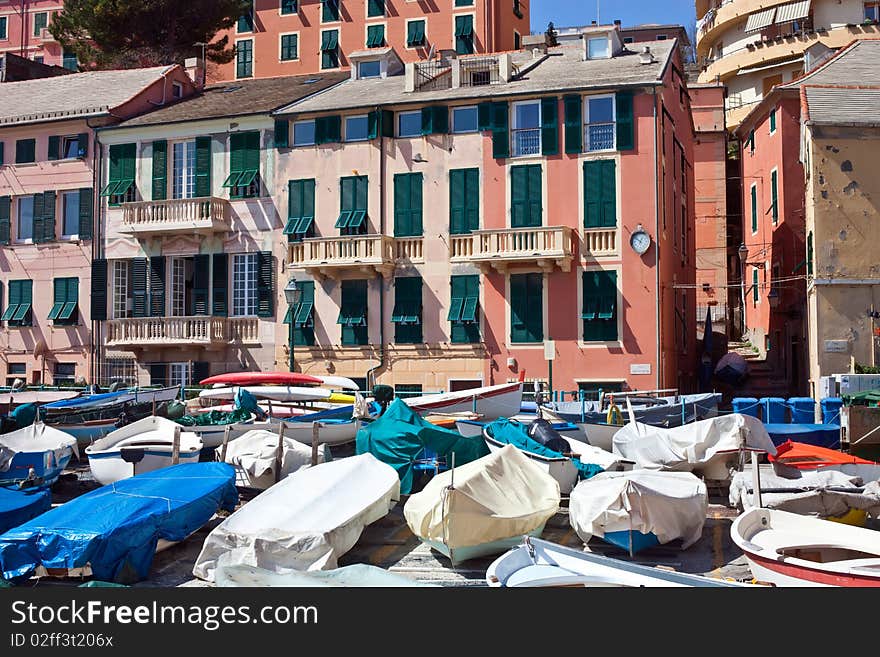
[365,107,386,390]
[652,86,661,391]
[88,119,104,386]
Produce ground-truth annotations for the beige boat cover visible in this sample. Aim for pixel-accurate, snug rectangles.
[569,469,708,549]
[403,444,560,551]
[219,429,328,489]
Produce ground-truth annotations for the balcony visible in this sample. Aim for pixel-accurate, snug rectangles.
[119,197,231,237]
[583,228,618,257]
[394,237,424,264]
[449,226,574,273]
[105,316,259,350]
[288,234,396,280]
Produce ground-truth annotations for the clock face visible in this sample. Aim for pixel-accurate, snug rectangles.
[630,230,651,255]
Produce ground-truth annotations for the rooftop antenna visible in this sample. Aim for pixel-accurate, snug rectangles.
[596,0,600,24]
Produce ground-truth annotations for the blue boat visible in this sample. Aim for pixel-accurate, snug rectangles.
[0,462,238,584]
[0,489,51,534]
[0,423,78,489]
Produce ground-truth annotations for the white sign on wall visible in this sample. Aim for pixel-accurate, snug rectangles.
[544,341,556,361]
[824,340,849,353]
[630,364,652,375]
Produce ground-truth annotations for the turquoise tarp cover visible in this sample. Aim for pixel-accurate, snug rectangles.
[176,408,253,427]
[0,462,238,584]
[9,403,37,429]
[485,417,605,480]
[355,398,489,494]
[0,488,50,535]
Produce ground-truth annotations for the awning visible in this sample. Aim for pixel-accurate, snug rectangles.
[744,7,777,33]
[775,0,811,24]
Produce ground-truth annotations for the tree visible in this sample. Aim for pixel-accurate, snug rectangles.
[50,0,253,70]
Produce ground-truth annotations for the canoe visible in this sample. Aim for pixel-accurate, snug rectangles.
[403,444,561,565]
[730,507,880,587]
[85,416,202,485]
[486,536,747,587]
[403,382,523,420]
[200,372,360,390]
[769,440,880,482]
[0,488,51,534]
[198,386,335,403]
[0,463,237,584]
[193,453,400,580]
[218,429,329,489]
[0,423,78,489]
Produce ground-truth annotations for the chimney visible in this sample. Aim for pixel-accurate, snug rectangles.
[639,46,656,64]
[184,57,205,88]
[614,20,621,28]
[591,20,597,26]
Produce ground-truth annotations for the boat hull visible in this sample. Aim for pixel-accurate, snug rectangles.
[483,434,578,495]
[405,383,522,420]
[425,526,546,566]
[87,448,201,485]
[280,419,360,446]
[575,422,621,451]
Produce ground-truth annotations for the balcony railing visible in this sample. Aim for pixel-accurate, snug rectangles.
[511,128,541,157]
[105,316,260,349]
[449,226,573,273]
[119,197,231,237]
[583,228,618,257]
[394,237,424,263]
[288,234,396,279]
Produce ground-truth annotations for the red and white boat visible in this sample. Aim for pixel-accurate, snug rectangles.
[769,440,880,483]
[730,507,880,587]
[402,382,523,421]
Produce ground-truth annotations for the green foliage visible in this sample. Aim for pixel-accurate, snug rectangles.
[855,362,880,374]
[49,0,253,69]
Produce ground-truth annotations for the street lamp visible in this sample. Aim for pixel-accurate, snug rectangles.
[284,277,302,373]
[738,243,749,336]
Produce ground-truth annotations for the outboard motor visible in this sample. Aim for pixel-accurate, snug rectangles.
[527,418,570,454]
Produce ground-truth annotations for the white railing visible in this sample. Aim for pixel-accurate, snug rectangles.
[106,316,259,347]
[450,227,573,270]
[227,317,260,343]
[395,237,424,262]
[289,234,396,267]
[449,235,475,260]
[121,197,230,234]
[583,228,617,256]
[511,128,541,156]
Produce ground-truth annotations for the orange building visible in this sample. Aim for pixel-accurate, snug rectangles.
[0,1,73,70]
[209,0,530,83]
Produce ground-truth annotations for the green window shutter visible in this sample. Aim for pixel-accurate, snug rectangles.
[192,254,210,315]
[32,193,44,243]
[771,170,778,223]
[77,133,88,159]
[807,232,813,277]
[616,92,634,151]
[40,190,56,242]
[367,0,384,17]
[322,0,339,22]
[0,196,9,245]
[131,258,148,318]
[381,110,395,138]
[491,101,509,159]
[340,279,368,346]
[582,270,618,341]
[152,140,167,201]
[15,139,35,164]
[584,160,616,228]
[48,135,60,161]
[751,185,758,232]
[49,278,66,320]
[527,165,542,226]
[449,168,479,235]
[600,160,617,228]
[285,179,315,240]
[281,34,298,60]
[455,15,474,54]
[316,116,341,144]
[292,280,315,346]
[256,251,274,317]
[274,119,290,148]
[769,109,776,133]
[366,24,385,48]
[77,187,93,239]
[367,111,379,140]
[450,275,480,344]
[393,276,423,344]
[407,20,425,47]
[394,173,423,237]
[510,273,543,343]
[212,253,228,316]
[195,136,212,198]
[192,362,210,385]
[511,165,541,228]
[478,102,493,131]
[749,129,755,153]
[0,142,4,165]
[281,0,298,14]
[149,255,165,317]
[91,258,108,321]
[421,106,448,136]
[752,268,759,303]
[564,95,583,154]
[541,97,559,156]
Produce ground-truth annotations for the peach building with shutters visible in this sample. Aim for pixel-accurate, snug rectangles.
[0,65,197,386]
[0,1,75,70]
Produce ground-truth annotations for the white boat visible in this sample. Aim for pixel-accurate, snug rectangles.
[575,421,622,451]
[192,453,400,580]
[186,417,280,449]
[218,429,328,489]
[456,417,585,442]
[403,382,523,420]
[486,536,747,587]
[730,507,880,587]
[611,413,777,481]
[84,416,203,485]
[403,444,560,565]
[0,423,78,489]
[198,386,335,402]
[281,417,360,446]
[546,392,722,427]
[214,561,430,587]
[482,425,579,495]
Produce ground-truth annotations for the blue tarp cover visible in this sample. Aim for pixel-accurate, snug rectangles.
[356,398,489,494]
[484,418,605,480]
[0,489,50,535]
[764,423,840,450]
[41,390,127,410]
[0,463,238,584]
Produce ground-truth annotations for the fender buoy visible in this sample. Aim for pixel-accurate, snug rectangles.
[606,403,623,426]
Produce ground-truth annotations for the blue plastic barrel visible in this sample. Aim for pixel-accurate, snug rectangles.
[760,397,787,424]
[788,397,816,424]
[821,397,844,426]
[732,397,760,419]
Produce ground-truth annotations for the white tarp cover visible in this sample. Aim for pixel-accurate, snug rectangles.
[214,558,431,587]
[219,429,327,489]
[0,423,78,472]
[612,413,776,479]
[192,453,400,581]
[403,444,560,551]
[569,470,708,549]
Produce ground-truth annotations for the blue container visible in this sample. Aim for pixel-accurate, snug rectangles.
[788,397,816,424]
[760,397,787,424]
[732,397,760,419]
[821,397,844,426]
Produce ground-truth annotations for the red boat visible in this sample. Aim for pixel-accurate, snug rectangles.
[769,440,880,481]
[200,372,325,387]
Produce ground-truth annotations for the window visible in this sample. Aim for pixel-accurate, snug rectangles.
[407,20,426,47]
[339,279,368,346]
[771,169,779,224]
[281,34,298,60]
[284,280,315,346]
[623,36,634,44]
[237,4,254,32]
[62,190,79,237]
[367,0,385,16]
[449,168,479,234]
[293,120,316,146]
[514,31,521,50]
[752,268,759,305]
[394,384,423,399]
[2,280,33,327]
[584,95,616,151]
[98,358,136,388]
[587,37,609,59]
[656,34,668,40]
[15,139,35,164]
[17,196,34,241]
[392,276,423,344]
[223,131,260,199]
[101,143,136,206]
[510,273,543,343]
[7,363,26,387]
[449,275,480,343]
[170,257,188,317]
[394,173,423,237]
[284,179,315,242]
[171,140,197,200]
[337,176,368,235]
[62,50,77,71]
[513,0,523,19]
[232,253,258,316]
[397,111,422,138]
[750,183,758,233]
[321,29,339,69]
[366,24,385,48]
[33,12,47,36]
[748,129,755,154]
[583,160,617,228]
[113,261,129,319]
[455,15,474,55]
[769,108,777,134]
[172,81,183,99]
[866,2,880,21]
[512,101,541,156]
[169,363,191,388]
[53,363,76,385]
[236,39,253,78]
[452,106,478,133]
[455,0,474,5]
[33,55,43,65]
[510,165,542,227]
[60,136,80,159]
[48,277,79,325]
[0,17,7,40]
[358,60,381,78]
[582,270,618,342]
[322,0,340,22]
[345,115,370,142]
[281,0,298,15]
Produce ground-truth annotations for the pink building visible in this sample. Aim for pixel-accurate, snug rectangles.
[210,0,530,83]
[274,26,697,397]
[0,65,197,386]
[0,1,72,70]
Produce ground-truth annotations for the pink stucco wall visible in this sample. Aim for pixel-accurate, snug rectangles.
[0,1,66,67]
